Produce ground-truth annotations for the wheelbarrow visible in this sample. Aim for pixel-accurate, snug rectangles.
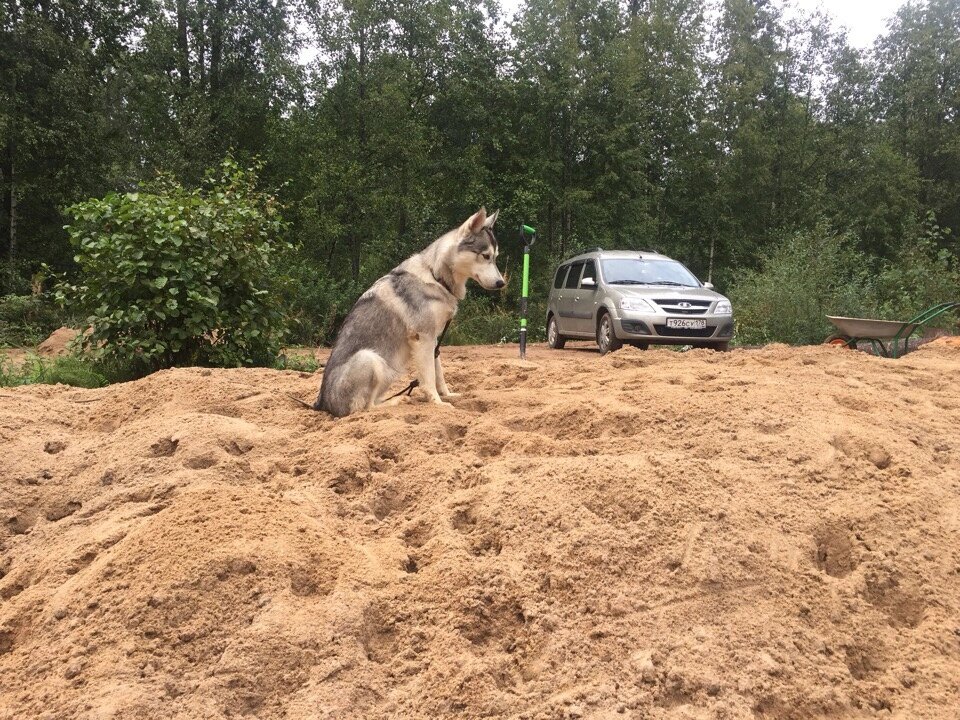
[825,302,960,358]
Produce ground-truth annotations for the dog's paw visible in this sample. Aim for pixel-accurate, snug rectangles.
[441,392,461,399]
[429,397,453,407]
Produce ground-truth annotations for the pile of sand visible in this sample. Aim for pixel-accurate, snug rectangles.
[1,342,959,719]
[36,327,81,357]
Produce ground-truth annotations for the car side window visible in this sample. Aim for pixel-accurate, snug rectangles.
[564,262,583,289]
[580,260,597,288]
[553,266,569,289]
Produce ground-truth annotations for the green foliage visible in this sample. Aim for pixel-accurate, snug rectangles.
[729,226,877,346]
[60,158,291,374]
[446,295,547,346]
[278,259,365,346]
[874,215,960,322]
[0,354,108,389]
[0,293,66,347]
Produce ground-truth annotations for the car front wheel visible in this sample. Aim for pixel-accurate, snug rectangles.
[597,312,623,355]
[547,315,566,349]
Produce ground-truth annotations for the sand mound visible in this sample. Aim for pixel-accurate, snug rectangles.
[928,335,960,348]
[2,343,959,719]
[36,327,81,357]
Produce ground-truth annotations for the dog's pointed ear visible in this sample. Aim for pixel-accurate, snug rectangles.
[483,209,499,228]
[465,207,487,234]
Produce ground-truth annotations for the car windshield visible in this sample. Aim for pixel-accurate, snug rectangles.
[601,258,700,287]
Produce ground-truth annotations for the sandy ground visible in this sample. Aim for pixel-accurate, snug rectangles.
[1,341,959,719]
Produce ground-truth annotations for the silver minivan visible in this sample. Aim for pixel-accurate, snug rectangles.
[546,249,734,354]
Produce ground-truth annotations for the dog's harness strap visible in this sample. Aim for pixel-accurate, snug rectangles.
[435,319,451,358]
[386,379,420,401]
[432,271,455,296]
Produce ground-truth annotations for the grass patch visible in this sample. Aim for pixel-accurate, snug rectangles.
[0,354,109,389]
[274,352,322,373]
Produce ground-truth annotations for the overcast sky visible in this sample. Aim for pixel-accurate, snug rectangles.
[783,0,907,47]
[298,1,911,65]
[493,0,910,49]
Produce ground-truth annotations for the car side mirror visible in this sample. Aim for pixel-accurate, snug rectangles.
[581,277,596,288]
[703,282,714,290]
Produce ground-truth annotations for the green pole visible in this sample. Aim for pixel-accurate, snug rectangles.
[519,224,536,359]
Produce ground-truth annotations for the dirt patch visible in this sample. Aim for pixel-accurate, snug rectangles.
[1,342,959,718]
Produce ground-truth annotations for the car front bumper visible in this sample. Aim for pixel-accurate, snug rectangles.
[614,313,735,344]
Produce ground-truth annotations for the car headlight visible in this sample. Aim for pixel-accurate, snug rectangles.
[619,297,655,312]
[714,300,733,315]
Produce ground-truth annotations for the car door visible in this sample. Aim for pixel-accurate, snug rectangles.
[557,262,584,334]
[550,264,570,333]
[571,259,599,335]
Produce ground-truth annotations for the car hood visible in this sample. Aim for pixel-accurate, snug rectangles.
[614,286,728,302]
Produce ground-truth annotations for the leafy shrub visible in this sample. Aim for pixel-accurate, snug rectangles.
[0,293,68,347]
[60,158,291,374]
[729,225,878,346]
[279,259,365,346]
[0,259,34,296]
[873,215,960,324]
[446,294,546,346]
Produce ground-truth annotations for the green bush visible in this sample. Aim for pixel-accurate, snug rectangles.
[874,215,960,323]
[446,294,546,346]
[729,225,878,346]
[60,157,291,374]
[0,293,68,347]
[279,260,365,346]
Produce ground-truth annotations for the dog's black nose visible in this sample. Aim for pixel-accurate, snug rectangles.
[495,279,505,288]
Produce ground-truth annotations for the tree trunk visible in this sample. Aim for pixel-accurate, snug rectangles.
[196,0,207,91]
[547,202,554,258]
[176,0,191,89]
[350,26,368,282]
[210,0,226,92]
[3,124,15,260]
[708,235,716,284]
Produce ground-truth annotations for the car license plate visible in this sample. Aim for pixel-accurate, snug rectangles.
[666,318,707,330]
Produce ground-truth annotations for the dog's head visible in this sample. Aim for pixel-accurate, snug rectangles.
[456,207,504,290]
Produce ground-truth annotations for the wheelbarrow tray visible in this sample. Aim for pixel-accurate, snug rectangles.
[825,302,960,358]
[826,316,919,340]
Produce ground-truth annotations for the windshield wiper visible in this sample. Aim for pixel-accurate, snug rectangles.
[648,281,693,287]
[610,280,653,285]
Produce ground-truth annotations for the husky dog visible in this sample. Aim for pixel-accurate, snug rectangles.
[314,208,504,417]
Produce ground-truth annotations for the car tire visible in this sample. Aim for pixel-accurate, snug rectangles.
[596,312,623,355]
[547,315,566,349]
[630,342,649,350]
[714,341,730,352]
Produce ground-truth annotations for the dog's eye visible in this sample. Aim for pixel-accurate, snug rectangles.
[482,253,492,261]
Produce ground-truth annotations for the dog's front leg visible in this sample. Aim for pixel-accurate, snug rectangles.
[435,355,459,398]
[414,339,449,405]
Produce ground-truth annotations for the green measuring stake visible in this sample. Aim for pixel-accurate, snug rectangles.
[519,224,536,359]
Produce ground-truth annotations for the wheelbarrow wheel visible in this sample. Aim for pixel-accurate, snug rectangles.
[824,334,855,349]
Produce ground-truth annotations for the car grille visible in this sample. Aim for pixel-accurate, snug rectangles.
[653,299,711,315]
[654,325,715,338]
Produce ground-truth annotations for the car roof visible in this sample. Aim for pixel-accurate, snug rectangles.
[559,249,674,265]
